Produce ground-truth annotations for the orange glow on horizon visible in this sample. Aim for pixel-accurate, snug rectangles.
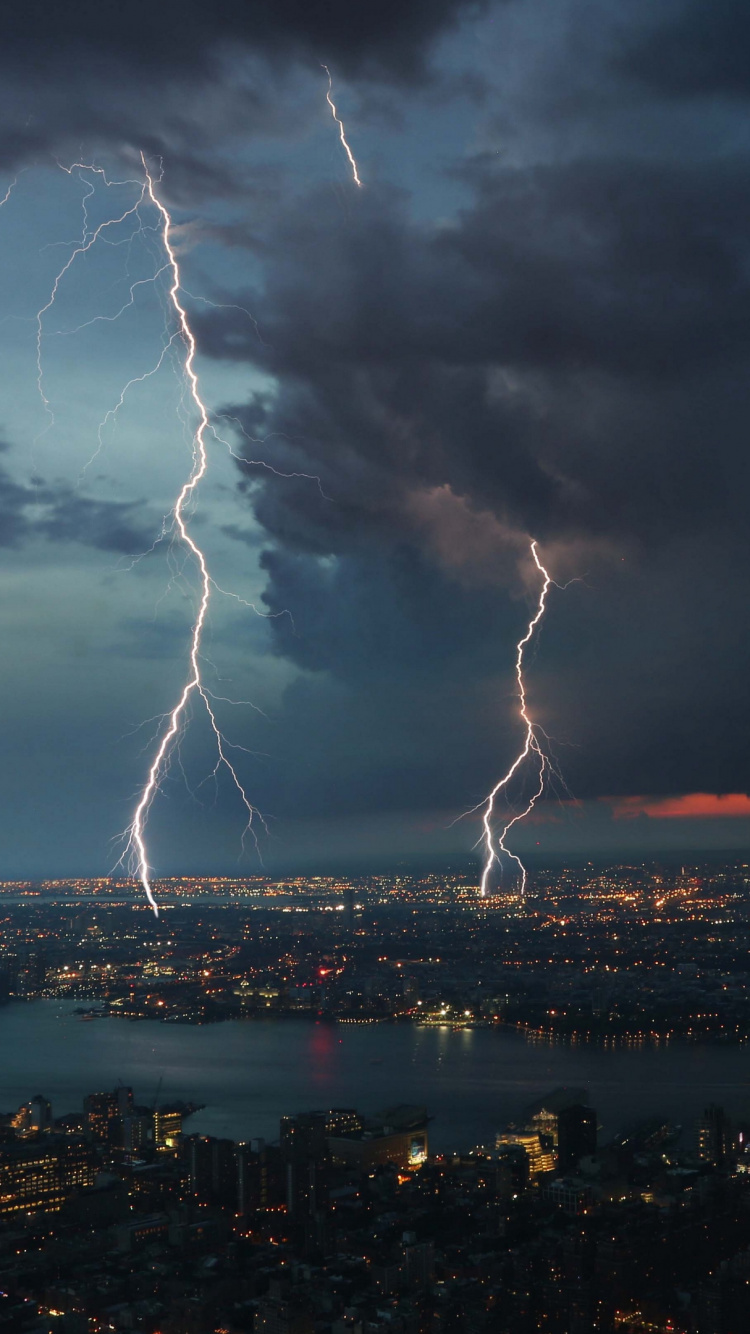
[610,792,750,820]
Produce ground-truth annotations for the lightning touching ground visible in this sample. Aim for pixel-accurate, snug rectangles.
[118,157,267,915]
[474,541,557,898]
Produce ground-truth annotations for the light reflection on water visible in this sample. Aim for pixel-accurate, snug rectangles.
[2,1001,750,1151]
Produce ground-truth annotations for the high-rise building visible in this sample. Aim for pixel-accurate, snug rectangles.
[280,1112,328,1164]
[153,1107,182,1150]
[557,1104,597,1172]
[13,1094,52,1137]
[494,1144,529,1197]
[84,1088,133,1144]
[280,1109,362,1165]
[187,1136,238,1210]
[0,1138,96,1216]
[495,1132,555,1179]
[697,1104,732,1167]
[121,1114,152,1158]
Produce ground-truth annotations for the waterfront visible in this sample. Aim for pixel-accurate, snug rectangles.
[2,1001,750,1149]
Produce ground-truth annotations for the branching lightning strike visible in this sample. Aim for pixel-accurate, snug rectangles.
[26,156,268,917]
[474,540,556,898]
[5,79,362,913]
[123,156,265,915]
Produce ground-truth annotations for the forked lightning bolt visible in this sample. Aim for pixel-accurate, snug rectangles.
[27,156,266,916]
[10,72,360,915]
[123,155,264,916]
[475,540,555,897]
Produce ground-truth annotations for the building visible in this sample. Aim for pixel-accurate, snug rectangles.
[153,1106,182,1150]
[403,1240,435,1291]
[280,1109,363,1164]
[187,1135,239,1210]
[121,1113,152,1158]
[697,1103,732,1166]
[328,1106,428,1171]
[280,1112,329,1164]
[84,1087,133,1144]
[115,1213,170,1252]
[0,1138,96,1216]
[494,1144,529,1197]
[541,1178,595,1216]
[13,1094,52,1137]
[254,1298,314,1334]
[525,1087,589,1148]
[495,1132,556,1180]
[557,1103,597,1172]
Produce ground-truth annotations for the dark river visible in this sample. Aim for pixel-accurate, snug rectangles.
[2,1002,749,1151]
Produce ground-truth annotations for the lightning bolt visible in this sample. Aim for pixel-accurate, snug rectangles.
[27,154,268,916]
[322,65,362,187]
[16,66,361,914]
[1,172,23,209]
[474,540,556,898]
[120,154,266,916]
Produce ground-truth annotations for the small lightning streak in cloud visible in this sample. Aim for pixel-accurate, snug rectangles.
[120,155,267,915]
[471,540,556,898]
[34,185,148,459]
[1,172,24,209]
[322,65,362,187]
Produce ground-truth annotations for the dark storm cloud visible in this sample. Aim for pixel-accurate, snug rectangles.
[0,0,482,80]
[201,152,750,553]
[0,453,152,554]
[0,446,34,547]
[620,0,750,99]
[195,132,750,812]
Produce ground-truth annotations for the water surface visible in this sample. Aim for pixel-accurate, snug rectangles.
[2,1002,749,1150]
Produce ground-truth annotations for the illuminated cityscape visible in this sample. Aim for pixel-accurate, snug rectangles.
[0,863,750,1328]
[2,0,750,1328]
[3,862,750,1040]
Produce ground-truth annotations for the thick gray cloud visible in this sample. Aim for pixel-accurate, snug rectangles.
[1,0,483,80]
[190,87,750,813]
[0,452,152,554]
[620,0,750,99]
[3,0,750,870]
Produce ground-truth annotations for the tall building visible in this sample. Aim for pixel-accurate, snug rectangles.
[494,1144,529,1197]
[280,1112,329,1165]
[557,1104,597,1172]
[13,1094,52,1137]
[122,1114,152,1158]
[84,1087,133,1144]
[697,1103,732,1166]
[187,1136,238,1210]
[0,1138,96,1216]
[186,1136,285,1214]
[153,1106,182,1150]
[280,1109,362,1164]
[495,1132,555,1179]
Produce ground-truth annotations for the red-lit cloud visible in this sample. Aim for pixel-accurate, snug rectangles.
[609,793,750,820]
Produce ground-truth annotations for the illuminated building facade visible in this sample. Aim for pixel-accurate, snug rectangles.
[0,1138,96,1216]
[327,1105,429,1170]
[84,1087,133,1144]
[153,1107,182,1150]
[494,1132,556,1179]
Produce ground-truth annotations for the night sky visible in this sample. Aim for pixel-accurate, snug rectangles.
[1,0,749,879]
